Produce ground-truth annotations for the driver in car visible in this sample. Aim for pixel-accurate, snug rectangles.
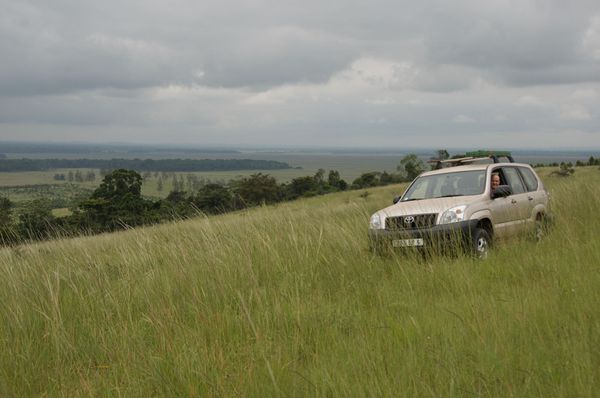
[491,173,500,192]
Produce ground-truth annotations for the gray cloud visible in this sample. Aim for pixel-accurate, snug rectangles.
[0,0,599,148]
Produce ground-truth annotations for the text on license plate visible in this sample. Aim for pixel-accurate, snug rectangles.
[392,238,424,247]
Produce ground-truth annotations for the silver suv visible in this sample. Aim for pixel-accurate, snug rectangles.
[368,155,549,257]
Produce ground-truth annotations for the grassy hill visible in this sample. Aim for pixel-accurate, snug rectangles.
[0,167,599,396]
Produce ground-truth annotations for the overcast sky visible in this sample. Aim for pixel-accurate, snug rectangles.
[1,0,600,149]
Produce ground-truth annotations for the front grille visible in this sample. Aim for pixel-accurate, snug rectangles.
[385,213,437,230]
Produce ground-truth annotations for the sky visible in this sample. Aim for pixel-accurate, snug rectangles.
[1,0,600,149]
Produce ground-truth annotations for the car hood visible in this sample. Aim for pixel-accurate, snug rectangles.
[375,195,482,220]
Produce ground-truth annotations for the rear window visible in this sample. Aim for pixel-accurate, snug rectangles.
[502,167,526,194]
[518,167,539,192]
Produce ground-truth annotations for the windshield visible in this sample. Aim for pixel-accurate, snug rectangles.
[401,170,486,201]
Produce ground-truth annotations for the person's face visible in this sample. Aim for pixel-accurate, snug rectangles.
[491,175,500,189]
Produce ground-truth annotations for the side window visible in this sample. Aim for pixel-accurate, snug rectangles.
[503,167,526,194]
[518,167,539,192]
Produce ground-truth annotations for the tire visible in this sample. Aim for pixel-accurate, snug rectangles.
[471,228,491,259]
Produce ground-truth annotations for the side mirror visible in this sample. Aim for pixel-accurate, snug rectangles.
[492,185,512,199]
[393,196,401,204]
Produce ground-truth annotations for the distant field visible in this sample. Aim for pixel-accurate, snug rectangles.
[0,167,599,396]
[0,154,404,203]
[0,153,403,187]
[0,169,98,187]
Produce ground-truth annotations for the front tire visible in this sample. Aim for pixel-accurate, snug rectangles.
[471,228,491,259]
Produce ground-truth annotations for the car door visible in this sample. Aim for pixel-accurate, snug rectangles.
[501,167,530,233]
[518,166,545,228]
[487,168,514,238]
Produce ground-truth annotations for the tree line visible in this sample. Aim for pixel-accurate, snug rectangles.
[0,158,292,172]
[0,153,430,246]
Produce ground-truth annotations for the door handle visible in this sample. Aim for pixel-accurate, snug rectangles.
[528,196,534,201]
[511,199,517,204]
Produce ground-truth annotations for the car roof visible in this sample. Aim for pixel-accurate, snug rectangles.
[420,162,531,177]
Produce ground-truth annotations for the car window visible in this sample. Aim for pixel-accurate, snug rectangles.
[402,170,485,201]
[518,167,538,192]
[502,167,526,194]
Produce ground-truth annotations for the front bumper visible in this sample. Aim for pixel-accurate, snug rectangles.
[368,219,480,251]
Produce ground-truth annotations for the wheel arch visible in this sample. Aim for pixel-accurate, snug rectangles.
[476,217,494,237]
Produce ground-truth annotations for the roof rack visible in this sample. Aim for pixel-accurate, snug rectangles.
[428,150,514,168]
[465,150,514,163]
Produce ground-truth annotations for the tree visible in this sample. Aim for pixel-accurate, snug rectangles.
[327,170,348,191]
[351,172,381,189]
[193,184,233,214]
[91,169,142,200]
[0,197,18,245]
[314,168,325,185]
[436,149,450,160]
[397,154,426,181]
[78,169,152,230]
[379,171,397,185]
[162,190,192,217]
[431,149,450,170]
[233,173,282,207]
[287,176,318,199]
[0,197,12,225]
[18,199,56,240]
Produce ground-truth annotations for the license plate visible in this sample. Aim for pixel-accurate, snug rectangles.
[392,238,424,247]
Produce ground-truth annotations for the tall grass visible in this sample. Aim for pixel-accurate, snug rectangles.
[0,168,599,396]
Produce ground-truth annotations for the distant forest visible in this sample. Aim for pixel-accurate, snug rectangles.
[0,158,292,172]
[0,142,240,154]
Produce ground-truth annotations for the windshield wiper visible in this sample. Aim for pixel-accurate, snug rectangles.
[438,194,464,198]
[401,198,422,202]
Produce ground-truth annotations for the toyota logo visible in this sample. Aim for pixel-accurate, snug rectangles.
[404,216,415,224]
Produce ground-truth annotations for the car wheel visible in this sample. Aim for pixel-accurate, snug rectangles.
[472,228,491,259]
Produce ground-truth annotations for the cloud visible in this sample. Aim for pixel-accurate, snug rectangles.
[514,96,545,107]
[453,114,475,123]
[1,0,600,148]
[560,104,592,121]
[569,88,597,100]
[365,97,396,105]
[583,15,600,60]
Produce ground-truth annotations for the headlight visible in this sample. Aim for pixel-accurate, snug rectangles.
[369,213,382,229]
[438,205,467,225]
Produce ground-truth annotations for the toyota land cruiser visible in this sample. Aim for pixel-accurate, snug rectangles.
[368,152,550,258]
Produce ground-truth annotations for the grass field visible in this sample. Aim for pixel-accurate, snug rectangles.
[0,168,599,396]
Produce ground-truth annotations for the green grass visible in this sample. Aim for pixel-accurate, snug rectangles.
[0,168,599,396]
